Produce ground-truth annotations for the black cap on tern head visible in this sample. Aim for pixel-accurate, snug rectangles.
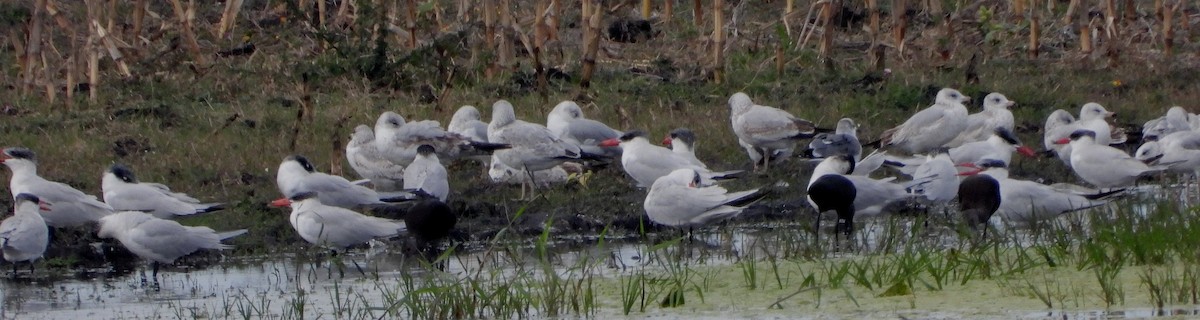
[669,128,697,146]
[289,191,319,201]
[14,193,40,204]
[994,127,1022,145]
[2,147,36,162]
[108,163,138,183]
[1069,129,1097,140]
[977,159,1008,169]
[417,144,436,155]
[285,155,316,172]
[619,130,647,141]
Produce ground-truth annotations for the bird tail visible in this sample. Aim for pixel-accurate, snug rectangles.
[1083,188,1126,201]
[706,170,745,181]
[724,187,771,208]
[468,141,512,152]
[194,203,227,214]
[217,229,249,241]
[575,151,611,161]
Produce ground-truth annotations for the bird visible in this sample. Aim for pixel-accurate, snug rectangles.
[642,168,768,228]
[662,127,706,168]
[101,164,225,219]
[907,151,960,207]
[546,100,623,158]
[0,193,50,274]
[961,160,1123,225]
[401,199,456,254]
[374,111,509,166]
[809,155,913,218]
[1043,109,1080,166]
[948,127,1037,166]
[806,118,862,162]
[1076,103,1119,146]
[1057,129,1168,188]
[488,155,570,188]
[728,92,819,171]
[880,88,971,154]
[602,130,742,188]
[97,211,247,278]
[403,145,450,201]
[956,174,1001,230]
[346,124,406,192]
[945,92,1015,148]
[269,191,406,249]
[1,147,114,228]
[488,100,593,199]
[276,155,412,210]
[1135,130,1200,175]
[448,105,491,143]
[806,172,857,236]
[1142,106,1197,141]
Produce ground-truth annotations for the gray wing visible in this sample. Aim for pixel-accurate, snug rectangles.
[127,218,210,262]
[564,119,621,145]
[809,133,861,159]
[0,214,47,254]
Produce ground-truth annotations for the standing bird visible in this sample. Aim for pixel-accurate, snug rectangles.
[945,92,1016,147]
[880,88,971,154]
[97,211,246,278]
[547,100,623,158]
[402,199,457,254]
[643,169,769,228]
[663,128,706,168]
[806,173,857,236]
[374,111,508,166]
[488,155,570,187]
[403,145,450,201]
[1043,109,1080,166]
[277,155,411,210]
[1,147,114,228]
[807,118,862,162]
[0,194,50,274]
[961,160,1123,225]
[102,164,225,219]
[1056,130,1167,188]
[489,100,590,199]
[908,151,960,207]
[346,124,406,191]
[602,131,742,188]
[957,174,1001,229]
[811,156,913,218]
[728,92,819,171]
[269,192,406,249]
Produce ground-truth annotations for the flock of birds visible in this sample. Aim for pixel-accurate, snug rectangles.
[1,87,1199,278]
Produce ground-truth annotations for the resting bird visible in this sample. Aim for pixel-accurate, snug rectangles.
[643,169,768,228]
[102,164,225,219]
[1,147,114,228]
[97,211,246,278]
[346,124,406,191]
[547,100,623,158]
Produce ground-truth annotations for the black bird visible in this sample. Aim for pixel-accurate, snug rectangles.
[807,174,857,237]
[957,174,1001,230]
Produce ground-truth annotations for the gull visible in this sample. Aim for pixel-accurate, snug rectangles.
[945,92,1015,148]
[1056,129,1167,188]
[1,194,50,274]
[1142,106,1198,141]
[806,118,862,162]
[102,164,225,219]
[728,92,819,171]
[403,145,450,201]
[602,131,742,188]
[880,88,971,154]
[276,155,411,209]
[663,127,706,168]
[1043,109,1080,166]
[961,160,1123,224]
[907,151,959,206]
[488,155,570,188]
[1076,103,1117,146]
[448,105,490,143]
[1135,130,1200,175]
[809,155,913,219]
[643,168,768,228]
[269,191,406,249]
[489,100,593,199]
[547,100,623,158]
[97,211,247,278]
[374,111,509,166]
[1,147,114,228]
[346,124,405,191]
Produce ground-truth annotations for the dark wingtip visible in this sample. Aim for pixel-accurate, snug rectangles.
[725,187,771,208]
[1083,188,1126,200]
[290,191,318,201]
[468,141,511,152]
[14,193,39,204]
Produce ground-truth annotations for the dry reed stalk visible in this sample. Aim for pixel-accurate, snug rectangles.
[713,0,725,83]
[406,0,417,47]
[169,0,206,64]
[318,0,327,27]
[85,0,100,103]
[694,0,704,27]
[1013,0,1025,18]
[329,116,349,176]
[665,0,673,21]
[45,2,76,37]
[93,20,132,77]
[41,51,54,104]
[818,0,833,60]
[499,0,514,71]
[218,0,244,39]
[132,0,146,43]
[534,0,548,100]
[1064,0,1079,24]
[1082,16,1094,53]
[65,53,75,109]
[1028,0,1039,58]
[484,0,497,78]
[580,0,602,88]
[22,0,47,97]
[548,0,559,40]
[335,0,354,26]
[642,0,651,19]
[1162,0,1176,55]
[892,0,907,55]
[1122,0,1135,23]
[1103,0,1117,37]
[106,0,116,36]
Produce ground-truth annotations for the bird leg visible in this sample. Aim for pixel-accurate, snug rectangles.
[760,147,771,172]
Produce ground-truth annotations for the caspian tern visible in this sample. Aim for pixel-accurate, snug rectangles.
[488,155,569,187]
[807,118,862,162]
[547,100,622,158]
[945,92,1015,147]
[880,88,971,154]
[1,147,114,228]
[810,155,913,218]
[97,211,247,277]
[957,174,1001,229]
[642,168,768,228]
[1056,130,1166,188]
[1043,109,1080,166]
[448,105,491,143]
[0,194,50,272]
[962,160,1124,224]
[403,145,450,201]
[269,192,406,249]
[374,111,509,166]
[663,128,706,168]
[276,155,411,209]
[728,92,818,171]
[102,164,225,219]
[489,100,594,199]
[1135,130,1200,174]
[346,124,405,191]
[948,127,1037,166]
[602,131,742,188]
